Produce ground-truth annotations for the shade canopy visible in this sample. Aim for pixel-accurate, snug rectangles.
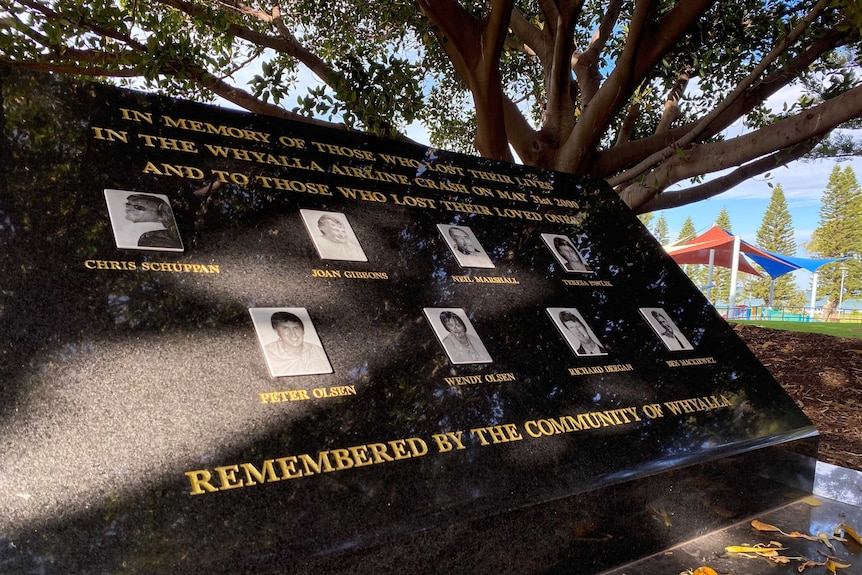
[666,225,771,277]
[747,251,842,277]
[666,225,842,279]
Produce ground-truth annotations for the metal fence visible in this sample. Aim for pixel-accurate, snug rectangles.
[713,305,862,323]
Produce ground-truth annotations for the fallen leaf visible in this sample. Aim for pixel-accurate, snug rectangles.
[841,523,862,545]
[752,519,781,532]
[798,560,825,572]
[825,558,851,574]
[726,545,786,553]
[801,496,822,506]
[691,567,718,575]
[787,531,819,541]
[819,532,836,552]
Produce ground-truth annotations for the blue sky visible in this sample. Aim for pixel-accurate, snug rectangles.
[645,79,862,256]
[654,154,862,255]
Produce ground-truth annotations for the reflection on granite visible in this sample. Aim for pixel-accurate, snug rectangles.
[815,461,862,506]
[0,67,819,573]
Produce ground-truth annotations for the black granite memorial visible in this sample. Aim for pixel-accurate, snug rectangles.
[0,67,818,574]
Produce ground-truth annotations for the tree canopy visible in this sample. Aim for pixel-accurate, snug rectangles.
[1,0,861,212]
[712,207,733,303]
[651,214,669,245]
[751,184,802,305]
[675,216,709,292]
[807,165,862,301]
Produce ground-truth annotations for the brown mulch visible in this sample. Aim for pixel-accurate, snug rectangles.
[733,324,862,472]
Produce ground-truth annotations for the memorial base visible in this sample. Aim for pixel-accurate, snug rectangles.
[271,435,817,575]
[603,461,862,575]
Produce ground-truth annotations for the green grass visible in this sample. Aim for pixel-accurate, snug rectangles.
[731,320,862,339]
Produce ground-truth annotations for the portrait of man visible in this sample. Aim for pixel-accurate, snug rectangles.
[639,307,694,351]
[249,307,333,377]
[104,189,184,252]
[424,307,493,365]
[437,224,495,268]
[547,307,607,357]
[541,233,591,273]
[300,209,367,262]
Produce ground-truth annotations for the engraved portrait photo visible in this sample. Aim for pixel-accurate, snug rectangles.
[639,307,694,351]
[104,189,184,252]
[423,307,493,365]
[541,233,591,273]
[300,209,367,262]
[547,307,607,357]
[249,307,333,377]
[437,224,495,269]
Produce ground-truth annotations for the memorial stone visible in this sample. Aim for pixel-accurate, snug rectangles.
[0,67,818,574]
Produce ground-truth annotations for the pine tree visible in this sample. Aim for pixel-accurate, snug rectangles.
[676,217,708,291]
[677,217,697,244]
[637,212,654,231]
[751,184,802,306]
[652,215,670,245]
[712,207,733,304]
[808,166,862,304]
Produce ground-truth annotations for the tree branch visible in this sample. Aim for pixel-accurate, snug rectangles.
[558,0,654,172]
[269,6,337,83]
[632,138,819,212]
[473,0,516,160]
[15,0,146,50]
[656,68,690,134]
[592,26,846,178]
[419,0,513,160]
[508,8,545,61]
[619,83,862,209]
[418,0,479,70]
[609,0,829,188]
[573,0,621,107]
[542,0,583,139]
[536,0,560,38]
[631,0,713,82]
[616,101,640,144]
[211,0,273,22]
[180,62,340,126]
[503,92,544,163]
[156,0,340,89]
[0,59,141,77]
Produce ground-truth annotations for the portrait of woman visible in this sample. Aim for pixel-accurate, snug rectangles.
[424,307,493,365]
[541,233,591,273]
